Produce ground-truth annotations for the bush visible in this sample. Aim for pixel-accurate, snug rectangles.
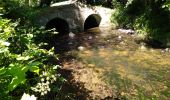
[0,17,65,99]
[0,1,68,99]
[111,0,170,47]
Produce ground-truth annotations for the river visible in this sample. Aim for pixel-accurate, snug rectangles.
[51,27,170,99]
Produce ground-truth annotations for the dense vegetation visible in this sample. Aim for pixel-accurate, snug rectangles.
[0,0,65,99]
[111,0,170,48]
[80,0,170,47]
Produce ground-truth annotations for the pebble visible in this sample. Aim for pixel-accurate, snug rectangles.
[140,45,147,51]
[78,46,84,51]
[88,36,93,40]
[161,50,165,53]
[117,36,122,41]
[118,36,122,39]
[69,32,75,38]
[160,48,170,53]
[165,48,169,52]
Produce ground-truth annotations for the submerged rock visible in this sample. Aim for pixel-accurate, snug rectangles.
[69,32,75,39]
[78,46,85,51]
[88,36,93,40]
[139,45,147,51]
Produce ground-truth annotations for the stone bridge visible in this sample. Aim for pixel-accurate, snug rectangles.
[35,1,113,34]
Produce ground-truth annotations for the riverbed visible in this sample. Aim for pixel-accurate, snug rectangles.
[53,27,170,99]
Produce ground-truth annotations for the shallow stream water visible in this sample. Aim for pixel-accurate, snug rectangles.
[53,27,170,99]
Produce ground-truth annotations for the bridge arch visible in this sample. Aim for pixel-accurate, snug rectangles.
[84,14,101,30]
[35,2,113,33]
[46,17,70,35]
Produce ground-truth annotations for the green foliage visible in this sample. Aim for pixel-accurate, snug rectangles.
[0,17,64,99]
[0,0,66,99]
[7,62,40,92]
[77,0,113,8]
[162,1,170,11]
[112,0,170,47]
[1,0,41,24]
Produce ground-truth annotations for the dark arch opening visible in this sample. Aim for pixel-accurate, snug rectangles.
[46,18,69,35]
[43,18,70,53]
[84,14,101,30]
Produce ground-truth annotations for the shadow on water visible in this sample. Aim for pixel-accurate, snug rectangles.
[38,27,114,99]
[38,68,92,100]
[38,25,170,99]
[44,13,102,54]
[38,28,118,99]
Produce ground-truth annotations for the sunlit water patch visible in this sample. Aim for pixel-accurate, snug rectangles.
[53,27,170,99]
[73,28,170,99]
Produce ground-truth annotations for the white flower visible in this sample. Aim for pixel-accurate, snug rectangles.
[3,42,10,46]
[41,92,44,96]
[31,87,36,91]
[37,83,41,86]
[46,81,50,85]
[51,75,55,78]
[21,93,36,100]
[53,31,58,34]
[46,77,50,81]
[47,88,51,92]
[44,91,47,94]
[51,80,54,83]
[42,71,47,76]
[53,77,57,81]
[30,95,37,100]
[0,40,10,46]
[41,78,44,82]
[41,87,45,91]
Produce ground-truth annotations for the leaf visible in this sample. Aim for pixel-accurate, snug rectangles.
[8,76,26,92]
[0,48,8,53]
[53,65,60,69]
[7,63,28,92]
[16,56,30,61]
[0,67,6,75]
[27,62,41,75]
[29,66,39,75]
[7,62,41,92]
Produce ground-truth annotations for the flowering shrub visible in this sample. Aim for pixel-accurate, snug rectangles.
[21,93,37,100]
[0,0,68,99]
[0,18,65,99]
